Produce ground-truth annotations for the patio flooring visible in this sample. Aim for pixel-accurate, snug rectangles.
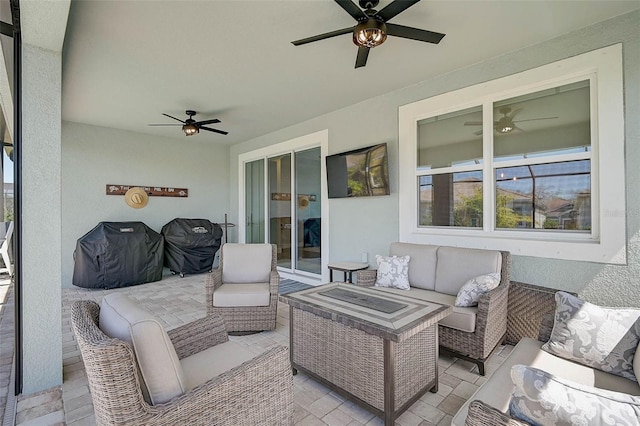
[5,272,514,425]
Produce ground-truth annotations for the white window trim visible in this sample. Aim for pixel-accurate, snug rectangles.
[238,129,329,284]
[399,44,625,264]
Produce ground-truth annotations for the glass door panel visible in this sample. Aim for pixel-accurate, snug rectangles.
[268,154,292,268]
[245,159,265,243]
[295,147,321,274]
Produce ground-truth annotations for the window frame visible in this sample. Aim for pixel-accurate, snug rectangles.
[398,44,625,264]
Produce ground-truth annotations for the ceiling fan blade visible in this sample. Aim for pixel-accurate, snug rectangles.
[513,126,525,132]
[193,118,221,126]
[507,108,523,120]
[375,0,420,22]
[162,113,186,123]
[464,121,483,126]
[386,23,445,44]
[513,116,559,123]
[355,46,369,68]
[200,126,229,135]
[334,0,367,20]
[292,27,353,46]
[148,124,183,126]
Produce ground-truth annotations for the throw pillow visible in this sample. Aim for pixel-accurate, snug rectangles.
[541,291,640,381]
[635,341,640,383]
[454,273,501,307]
[509,365,640,426]
[375,255,410,290]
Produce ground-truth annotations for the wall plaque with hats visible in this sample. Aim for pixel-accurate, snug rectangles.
[106,184,189,197]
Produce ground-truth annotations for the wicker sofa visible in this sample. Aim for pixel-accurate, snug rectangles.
[356,242,510,375]
[455,289,640,425]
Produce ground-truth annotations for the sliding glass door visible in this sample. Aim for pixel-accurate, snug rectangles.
[243,146,322,276]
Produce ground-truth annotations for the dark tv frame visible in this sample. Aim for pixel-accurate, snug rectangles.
[326,143,390,199]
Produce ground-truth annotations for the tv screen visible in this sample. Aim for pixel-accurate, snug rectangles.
[326,143,390,198]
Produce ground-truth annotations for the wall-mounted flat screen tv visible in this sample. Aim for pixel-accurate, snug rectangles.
[326,143,390,198]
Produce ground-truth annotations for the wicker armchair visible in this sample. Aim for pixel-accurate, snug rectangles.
[206,243,279,332]
[71,300,293,425]
[357,249,511,376]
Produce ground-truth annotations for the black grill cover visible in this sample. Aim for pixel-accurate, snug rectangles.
[161,218,223,275]
[72,222,164,289]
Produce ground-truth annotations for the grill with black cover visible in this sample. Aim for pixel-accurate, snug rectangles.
[72,221,164,289]
[161,218,223,277]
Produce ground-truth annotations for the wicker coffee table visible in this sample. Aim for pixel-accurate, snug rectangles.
[281,283,452,425]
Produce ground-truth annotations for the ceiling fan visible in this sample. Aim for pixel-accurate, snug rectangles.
[148,110,228,136]
[464,107,558,136]
[291,0,445,68]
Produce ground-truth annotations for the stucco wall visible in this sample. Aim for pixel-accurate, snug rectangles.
[230,10,640,306]
[22,44,63,393]
[61,122,231,287]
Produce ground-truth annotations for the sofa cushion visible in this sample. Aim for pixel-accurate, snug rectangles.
[389,242,438,290]
[450,338,640,426]
[375,255,410,290]
[372,287,477,333]
[213,283,271,307]
[542,291,640,382]
[181,341,256,390]
[434,247,502,296]
[635,342,640,383]
[99,293,187,405]
[454,273,501,307]
[509,365,640,426]
[222,243,272,283]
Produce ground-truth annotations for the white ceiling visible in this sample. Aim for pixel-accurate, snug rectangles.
[61,0,640,146]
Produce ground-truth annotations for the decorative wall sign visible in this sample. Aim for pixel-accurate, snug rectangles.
[106,184,188,197]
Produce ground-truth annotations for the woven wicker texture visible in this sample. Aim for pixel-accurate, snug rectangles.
[465,400,530,426]
[292,308,437,412]
[206,244,279,332]
[505,281,577,345]
[71,300,294,425]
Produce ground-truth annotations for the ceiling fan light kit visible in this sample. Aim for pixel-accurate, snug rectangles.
[353,19,387,48]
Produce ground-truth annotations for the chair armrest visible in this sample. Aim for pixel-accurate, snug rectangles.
[475,281,510,340]
[355,269,376,287]
[205,270,223,315]
[465,400,531,426]
[269,270,280,296]
[168,314,229,359]
[148,346,294,424]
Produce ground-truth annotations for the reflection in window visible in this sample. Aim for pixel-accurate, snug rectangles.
[418,106,483,169]
[495,160,590,231]
[418,171,483,227]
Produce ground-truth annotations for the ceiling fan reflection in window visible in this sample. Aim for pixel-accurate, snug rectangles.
[464,107,558,136]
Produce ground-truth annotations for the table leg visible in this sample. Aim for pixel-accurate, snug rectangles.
[383,339,396,426]
[329,269,334,282]
[346,271,352,283]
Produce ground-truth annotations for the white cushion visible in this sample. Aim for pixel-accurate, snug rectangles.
[222,243,272,283]
[181,341,256,390]
[454,273,501,307]
[542,291,640,381]
[434,247,502,296]
[509,365,640,425]
[450,338,640,426]
[374,255,410,290]
[389,242,438,290]
[213,283,271,307]
[372,287,477,333]
[99,293,187,405]
[635,342,640,383]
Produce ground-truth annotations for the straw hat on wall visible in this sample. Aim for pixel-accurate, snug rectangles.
[124,187,149,209]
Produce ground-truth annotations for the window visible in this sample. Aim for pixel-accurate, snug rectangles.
[399,44,625,264]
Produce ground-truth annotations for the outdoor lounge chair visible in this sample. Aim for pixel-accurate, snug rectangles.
[71,295,293,425]
[206,243,279,332]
